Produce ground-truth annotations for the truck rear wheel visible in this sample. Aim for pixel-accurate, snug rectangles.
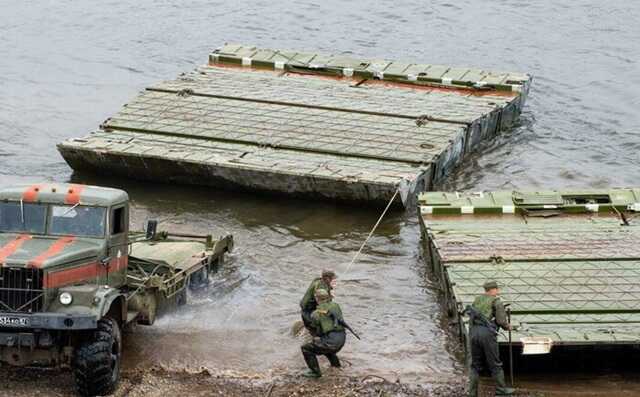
[189,265,210,290]
[72,318,122,396]
[176,287,188,306]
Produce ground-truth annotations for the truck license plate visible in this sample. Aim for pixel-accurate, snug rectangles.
[0,316,30,327]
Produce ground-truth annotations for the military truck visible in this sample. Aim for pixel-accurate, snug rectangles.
[0,183,233,396]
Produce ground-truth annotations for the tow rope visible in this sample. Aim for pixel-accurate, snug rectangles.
[344,187,400,275]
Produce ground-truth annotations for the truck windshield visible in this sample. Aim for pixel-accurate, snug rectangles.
[0,202,47,234]
[49,205,106,237]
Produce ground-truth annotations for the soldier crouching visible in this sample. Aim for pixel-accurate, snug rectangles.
[300,288,345,378]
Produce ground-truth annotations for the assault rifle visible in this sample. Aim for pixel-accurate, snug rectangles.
[464,305,498,335]
[339,319,361,340]
[330,312,361,340]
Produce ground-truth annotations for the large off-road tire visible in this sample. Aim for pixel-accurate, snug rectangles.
[72,318,122,396]
[176,286,188,306]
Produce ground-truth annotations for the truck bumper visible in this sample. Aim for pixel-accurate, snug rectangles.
[0,312,97,331]
[0,329,68,367]
[0,313,97,367]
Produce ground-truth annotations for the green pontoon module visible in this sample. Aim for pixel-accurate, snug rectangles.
[419,189,640,354]
[58,44,531,207]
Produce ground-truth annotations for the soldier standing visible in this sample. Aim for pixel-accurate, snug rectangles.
[300,270,337,335]
[300,288,346,378]
[468,281,515,397]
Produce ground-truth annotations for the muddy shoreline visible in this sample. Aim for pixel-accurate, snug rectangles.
[2,365,542,397]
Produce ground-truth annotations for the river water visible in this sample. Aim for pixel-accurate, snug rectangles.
[0,1,639,395]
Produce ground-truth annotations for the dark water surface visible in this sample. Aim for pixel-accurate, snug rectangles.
[1,0,639,394]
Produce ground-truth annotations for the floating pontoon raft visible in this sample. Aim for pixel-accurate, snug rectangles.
[419,189,640,351]
[58,44,531,206]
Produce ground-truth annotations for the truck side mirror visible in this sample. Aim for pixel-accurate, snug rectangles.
[146,220,158,239]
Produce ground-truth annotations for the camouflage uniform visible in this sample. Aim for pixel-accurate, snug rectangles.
[300,271,334,335]
[468,282,515,396]
[301,291,346,377]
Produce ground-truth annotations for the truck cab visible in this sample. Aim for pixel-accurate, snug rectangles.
[0,184,130,327]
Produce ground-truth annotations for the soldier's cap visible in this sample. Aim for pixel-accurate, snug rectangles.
[321,269,337,280]
[483,280,499,291]
[314,288,331,302]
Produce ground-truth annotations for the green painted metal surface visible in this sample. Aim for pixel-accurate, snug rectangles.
[103,89,460,165]
[58,45,531,205]
[211,44,530,92]
[130,240,206,268]
[151,66,505,124]
[418,189,640,214]
[419,189,640,346]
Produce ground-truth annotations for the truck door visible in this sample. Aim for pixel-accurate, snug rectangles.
[106,204,129,286]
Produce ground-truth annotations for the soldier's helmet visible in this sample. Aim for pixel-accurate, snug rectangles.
[321,269,337,280]
[314,288,331,303]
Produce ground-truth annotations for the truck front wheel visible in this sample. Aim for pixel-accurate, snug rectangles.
[72,317,122,396]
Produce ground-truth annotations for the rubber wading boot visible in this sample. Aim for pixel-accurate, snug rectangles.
[302,369,321,378]
[468,370,480,397]
[327,354,341,368]
[302,350,322,378]
[494,369,515,395]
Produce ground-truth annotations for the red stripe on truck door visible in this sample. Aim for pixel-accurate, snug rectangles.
[44,256,125,288]
[44,261,102,288]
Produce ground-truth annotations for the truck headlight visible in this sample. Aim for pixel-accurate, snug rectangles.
[59,292,73,305]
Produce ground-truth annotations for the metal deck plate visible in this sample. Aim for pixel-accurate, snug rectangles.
[448,260,640,313]
[428,216,640,261]
[103,89,460,165]
[151,66,510,123]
